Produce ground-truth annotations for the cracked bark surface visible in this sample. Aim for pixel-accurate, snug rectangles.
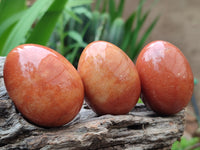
[0,56,185,150]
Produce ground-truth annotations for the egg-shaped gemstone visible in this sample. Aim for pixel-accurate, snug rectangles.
[136,40,194,115]
[78,41,141,115]
[3,44,84,127]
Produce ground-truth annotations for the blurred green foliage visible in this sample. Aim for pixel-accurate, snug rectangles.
[0,0,159,68]
[171,137,200,150]
[0,0,91,56]
[50,0,159,67]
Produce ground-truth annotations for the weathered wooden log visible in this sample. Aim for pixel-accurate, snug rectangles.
[0,56,185,150]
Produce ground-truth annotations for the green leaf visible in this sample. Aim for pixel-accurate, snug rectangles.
[137,0,146,24]
[1,0,54,56]
[73,6,92,19]
[108,18,124,47]
[128,0,149,59]
[121,31,132,52]
[0,24,15,55]
[128,28,139,59]
[26,0,68,46]
[137,0,159,31]
[138,10,150,31]
[94,13,109,41]
[171,137,200,150]
[0,0,26,23]
[134,15,159,56]
[68,30,83,43]
[67,43,84,65]
[100,13,111,41]
[67,0,93,8]
[121,12,136,52]
[70,47,79,65]
[137,98,143,104]
[0,0,26,53]
[65,8,82,24]
[117,0,125,17]
[0,10,25,36]
[81,21,91,37]
[64,43,83,52]
[124,11,136,33]
[129,0,159,59]
[109,0,116,21]
[84,11,101,42]
[102,0,108,13]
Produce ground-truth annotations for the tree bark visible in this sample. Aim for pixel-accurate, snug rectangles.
[0,56,185,150]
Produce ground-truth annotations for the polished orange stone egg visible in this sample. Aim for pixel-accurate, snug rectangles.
[136,40,194,115]
[3,44,84,127]
[78,41,141,115]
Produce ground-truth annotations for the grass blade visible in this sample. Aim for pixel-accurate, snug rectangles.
[109,0,116,21]
[67,0,93,8]
[137,0,146,23]
[0,0,26,53]
[130,0,159,59]
[138,10,150,31]
[0,10,25,37]
[135,15,160,55]
[0,0,26,23]
[94,13,108,41]
[73,6,92,19]
[117,0,125,17]
[124,11,136,32]
[129,27,139,59]
[121,11,136,53]
[1,0,54,56]
[108,18,124,46]
[128,0,147,59]
[84,11,101,42]
[121,31,132,52]
[102,0,108,13]
[100,13,111,41]
[68,30,84,44]
[26,0,68,45]
[69,46,79,65]
[65,8,82,24]
[0,25,15,55]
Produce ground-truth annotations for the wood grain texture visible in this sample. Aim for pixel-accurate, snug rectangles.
[0,56,185,150]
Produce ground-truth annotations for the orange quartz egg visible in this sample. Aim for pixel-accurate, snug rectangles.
[78,41,141,115]
[136,40,194,115]
[3,44,84,127]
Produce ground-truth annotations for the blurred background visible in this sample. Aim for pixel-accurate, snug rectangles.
[123,0,200,142]
[124,0,200,141]
[1,0,200,149]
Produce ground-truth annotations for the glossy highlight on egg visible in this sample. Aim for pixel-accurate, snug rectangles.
[136,40,194,115]
[78,41,141,115]
[3,44,84,127]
